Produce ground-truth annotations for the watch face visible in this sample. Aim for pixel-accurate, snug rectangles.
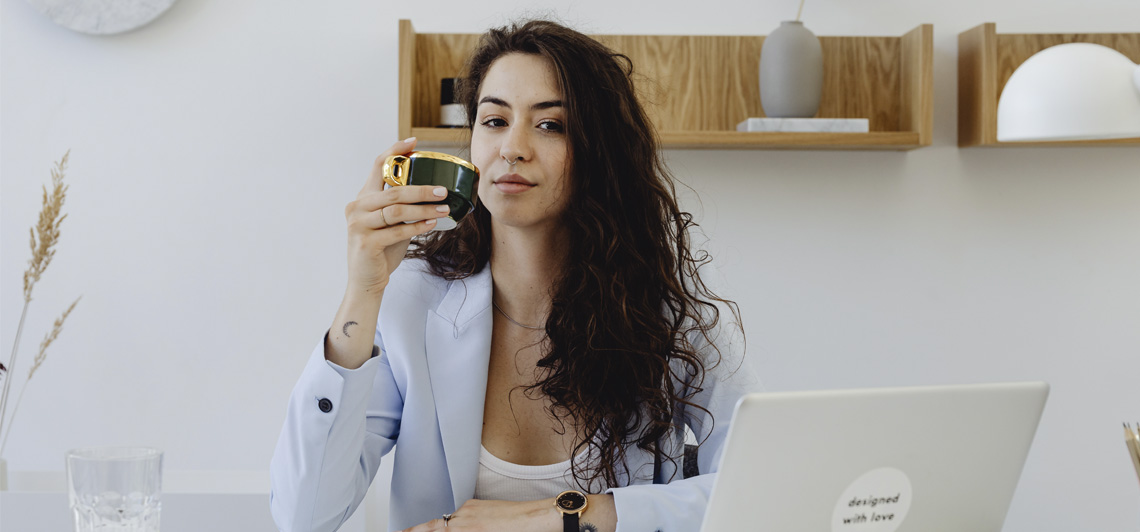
[557,490,588,512]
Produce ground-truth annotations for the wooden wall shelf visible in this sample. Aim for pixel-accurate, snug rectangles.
[399,20,933,151]
[958,23,1140,147]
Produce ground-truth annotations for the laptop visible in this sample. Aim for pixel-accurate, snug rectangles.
[699,381,1049,532]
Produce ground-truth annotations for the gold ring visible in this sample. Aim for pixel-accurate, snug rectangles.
[379,207,388,227]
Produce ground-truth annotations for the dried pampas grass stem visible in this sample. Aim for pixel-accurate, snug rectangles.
[0,297,80,455]
[1,151,79,459]
[23,152,70,302]
[28,298,80,381]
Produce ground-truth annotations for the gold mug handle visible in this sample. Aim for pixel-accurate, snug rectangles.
[381,155,410,187]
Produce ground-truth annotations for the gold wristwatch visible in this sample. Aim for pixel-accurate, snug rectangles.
[554,490,588,532]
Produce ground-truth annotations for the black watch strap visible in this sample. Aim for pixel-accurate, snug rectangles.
[563,511,579,532]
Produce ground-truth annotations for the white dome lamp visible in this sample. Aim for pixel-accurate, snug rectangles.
[997,43,1140,142]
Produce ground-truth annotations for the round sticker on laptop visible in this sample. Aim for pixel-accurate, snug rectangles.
[831,467,912,532]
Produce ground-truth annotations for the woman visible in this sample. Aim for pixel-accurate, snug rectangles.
[271,19,756,532]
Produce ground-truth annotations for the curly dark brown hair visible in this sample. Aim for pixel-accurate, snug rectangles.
[407,19,742,490]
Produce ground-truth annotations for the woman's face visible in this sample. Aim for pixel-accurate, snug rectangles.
[471,53,572,231]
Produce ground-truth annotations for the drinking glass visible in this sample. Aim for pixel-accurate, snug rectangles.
[66,447,163,532]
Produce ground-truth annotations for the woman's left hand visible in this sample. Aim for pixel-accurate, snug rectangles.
[400,498,559,532]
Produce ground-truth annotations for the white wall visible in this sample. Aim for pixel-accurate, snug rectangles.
[2,0,1138,530]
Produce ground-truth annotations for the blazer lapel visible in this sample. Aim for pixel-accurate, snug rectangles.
[424,266,493,510]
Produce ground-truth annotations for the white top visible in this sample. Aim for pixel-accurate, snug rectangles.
[474,445,600,501]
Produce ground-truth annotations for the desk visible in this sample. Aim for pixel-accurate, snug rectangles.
[0,470,375,532]
[0,492,278,532]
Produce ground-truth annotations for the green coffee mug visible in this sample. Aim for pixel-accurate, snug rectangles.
[381,151,480,231]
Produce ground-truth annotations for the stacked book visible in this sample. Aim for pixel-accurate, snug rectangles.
[736,117,870,133]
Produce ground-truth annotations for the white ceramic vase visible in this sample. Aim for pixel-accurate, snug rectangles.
[759,20,824,118]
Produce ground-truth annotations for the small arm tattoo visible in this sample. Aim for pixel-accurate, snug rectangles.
[342,321,358,337]
[580,522,598,532]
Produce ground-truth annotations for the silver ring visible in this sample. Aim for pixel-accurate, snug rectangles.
[442,513,453,527]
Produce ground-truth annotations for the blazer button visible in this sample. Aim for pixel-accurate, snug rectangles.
[318,398,333,413]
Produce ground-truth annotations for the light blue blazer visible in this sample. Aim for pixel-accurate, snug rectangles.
[270,259,757,532]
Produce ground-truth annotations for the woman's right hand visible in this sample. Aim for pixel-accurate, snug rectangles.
[344,137,451,294]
